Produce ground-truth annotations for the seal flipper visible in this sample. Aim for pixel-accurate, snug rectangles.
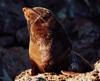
[66,51,93,73]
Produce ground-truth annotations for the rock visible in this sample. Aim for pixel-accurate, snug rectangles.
[16,27,29,47]
[0,55,3,80]
[1,69,12,81]
[15,69,32,81]
[0,17,4,35]
[66,18,100,64]
[64,0,91,18]
[14,60,100,81]
[97,50,100,58]
[0,36,15,47]
[1,47,31,80]
[94,60,100,71]
[64,0,100,18]
[3,17,20,35]
[0,0,25,35]
[39,0,65,13]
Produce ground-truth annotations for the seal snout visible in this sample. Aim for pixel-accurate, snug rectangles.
[23,7,29,12]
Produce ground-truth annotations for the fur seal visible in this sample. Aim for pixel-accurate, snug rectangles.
[23,7,93,75]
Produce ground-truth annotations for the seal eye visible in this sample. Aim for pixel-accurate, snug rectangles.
[42,13,51,21]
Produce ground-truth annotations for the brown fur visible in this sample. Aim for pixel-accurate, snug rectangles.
[23,7,93,75]
[23,7,71,74]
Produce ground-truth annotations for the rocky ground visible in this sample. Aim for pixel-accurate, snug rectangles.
[14,60,100,81]
[0,0,100,81]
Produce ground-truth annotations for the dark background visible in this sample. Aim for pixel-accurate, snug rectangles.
[0,0,100,80]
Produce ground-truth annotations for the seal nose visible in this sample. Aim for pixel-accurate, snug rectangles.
[23,7,29,12]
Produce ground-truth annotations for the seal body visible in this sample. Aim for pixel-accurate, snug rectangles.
[23,7,93,75]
